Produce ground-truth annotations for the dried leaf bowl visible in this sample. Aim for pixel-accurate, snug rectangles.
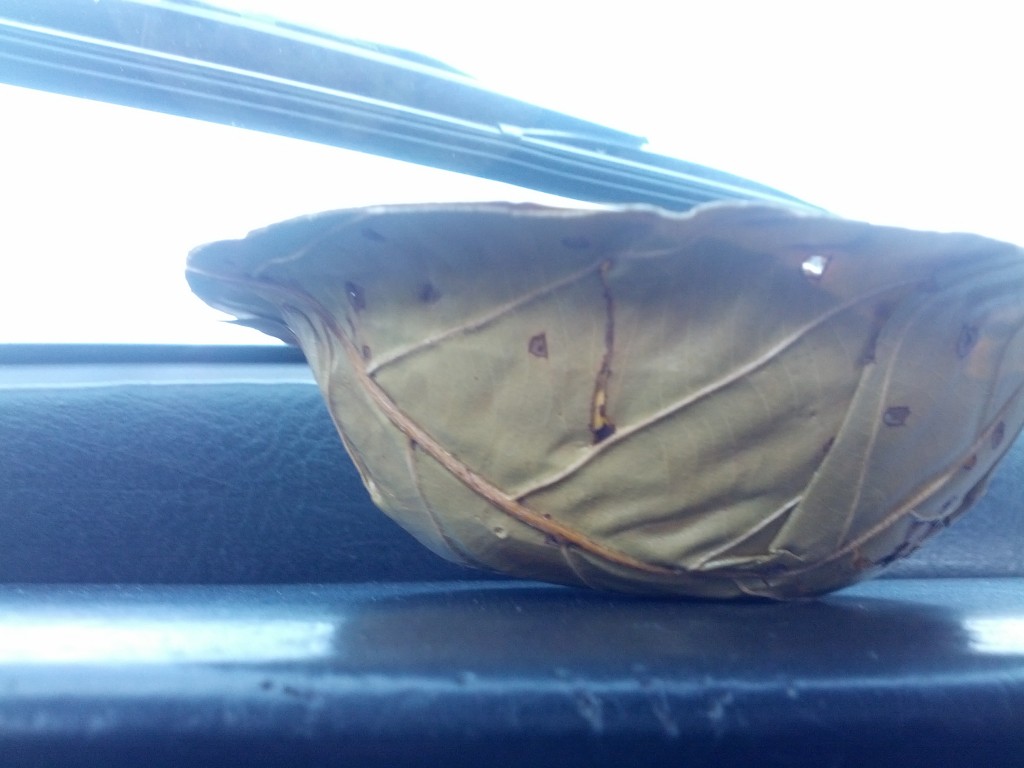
[187,203,1024,598]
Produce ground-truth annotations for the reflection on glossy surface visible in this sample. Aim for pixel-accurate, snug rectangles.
[0,580,1021,673]
[0,618,335,664]
[0,580,1022,767]
[332,584,984,678]
[967,617,1024,655]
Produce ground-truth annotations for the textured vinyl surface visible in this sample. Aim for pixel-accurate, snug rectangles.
[1,365,1023,766]
[0,365,490,583]
[0,363,1021,584]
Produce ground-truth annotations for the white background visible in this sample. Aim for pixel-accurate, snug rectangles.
[1,0,1020,343]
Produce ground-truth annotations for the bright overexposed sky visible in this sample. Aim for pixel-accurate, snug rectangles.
[1,0,1020,344]
[213,0,1022,237]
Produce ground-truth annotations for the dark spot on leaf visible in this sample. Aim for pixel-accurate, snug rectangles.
[860,303,893,364]
[528,333,548,358]
[345,281,365,311]
[883,406,910,426]
[821,436,836,455]
[361,345,372,361]
[561,235,590,250]
[956,324,979,358]
[361,227,385,242]
[992,421,1006,449]
[260,680,273,691]
[418,282,441,304]
[963,454,977,471]
[589,260,616,445]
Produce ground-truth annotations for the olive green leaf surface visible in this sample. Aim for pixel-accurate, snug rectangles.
[187,202,1024,599]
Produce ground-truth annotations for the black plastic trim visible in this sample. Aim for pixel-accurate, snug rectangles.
[1,579,1022,767]
[0,343,302,365]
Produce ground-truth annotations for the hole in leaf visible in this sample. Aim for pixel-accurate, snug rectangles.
[801,254,830,280]
[345,281,366,311]
[883,406,910,426]
[528,333,549,358]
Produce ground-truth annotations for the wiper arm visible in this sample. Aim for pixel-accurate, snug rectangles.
[0,0,815,210]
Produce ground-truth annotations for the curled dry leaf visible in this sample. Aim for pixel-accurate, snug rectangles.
[187,202,1024,599]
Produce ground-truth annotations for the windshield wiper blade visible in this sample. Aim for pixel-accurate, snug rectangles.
[0,0,816,210]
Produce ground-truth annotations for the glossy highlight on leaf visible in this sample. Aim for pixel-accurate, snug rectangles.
[187,202,1024,599]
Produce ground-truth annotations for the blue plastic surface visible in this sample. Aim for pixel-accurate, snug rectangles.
[1,579,1023,766]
